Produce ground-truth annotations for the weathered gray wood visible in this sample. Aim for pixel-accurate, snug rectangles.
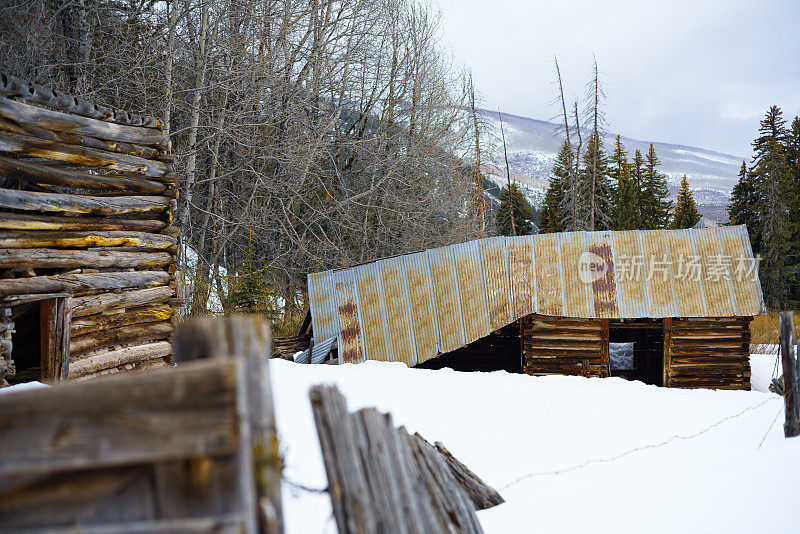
[70,286,174,317]
[0,357,241,477]
[0,72,162,129]
[40,296,71,383]
[0,229,175,250]
[35,515,244,534]
[70,320,173,357]
[0,96,166,146]
[0,114,160,159]
[309,384,484,534]
[70,304,173,336]
[175,317,282,534]
[0,155,166,194]
[69,340,172,377]
[0,131,168,176]
[0,271,170,297]
[0,248,172,269]
[426,439,504,510]
[0,188,168,216]
[780,311,799,437]
[0,211,167,232]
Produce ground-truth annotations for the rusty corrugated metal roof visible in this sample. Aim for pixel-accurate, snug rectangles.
[308,226,765,365]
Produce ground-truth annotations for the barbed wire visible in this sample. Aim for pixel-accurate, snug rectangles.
[500,396,779,491]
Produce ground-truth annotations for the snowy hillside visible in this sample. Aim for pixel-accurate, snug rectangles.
[274,355,798,533]
[479,110,745,220]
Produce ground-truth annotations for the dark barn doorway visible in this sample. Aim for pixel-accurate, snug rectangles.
[609,320,664,386]
[415,321,521,374]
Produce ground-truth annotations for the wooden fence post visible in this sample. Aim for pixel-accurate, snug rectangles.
[779,311,799,438]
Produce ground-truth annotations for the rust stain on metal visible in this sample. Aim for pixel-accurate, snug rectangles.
[666,229,706,317]
[453,241,490,344]
[639,230,677,317]
[381,257,416,366]
[588,233,617,318]
[480,237,512,331]
[334,273,363,364]
[308,270,339,343]
[612,230,648,317]
[719,226,763,315]
[559,233,593,318]
[404,253,438,364]
[354,264,390,361]
[534,233,564,316]
[507,236,534,320]
[428,247,465,353]
[695,228,734,317]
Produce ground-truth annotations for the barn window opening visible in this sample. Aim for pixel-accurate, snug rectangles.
[415,321,521,374]
[609,320,664,386]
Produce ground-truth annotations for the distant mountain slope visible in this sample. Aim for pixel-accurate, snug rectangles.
[480,110,745,221]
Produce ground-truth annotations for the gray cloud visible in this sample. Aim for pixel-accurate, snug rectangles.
[435,0,800,156]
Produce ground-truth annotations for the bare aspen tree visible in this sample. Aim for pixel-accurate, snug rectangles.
[469,74,485,232]
[498,110,516,236]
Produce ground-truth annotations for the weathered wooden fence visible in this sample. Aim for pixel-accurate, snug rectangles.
[779,311,800,437]
[0,316,282,533]
[310,385,502,534]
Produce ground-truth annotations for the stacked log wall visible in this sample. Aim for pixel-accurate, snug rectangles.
[521,315,609,378]
[666,317,751,390]
[0,73,179,382]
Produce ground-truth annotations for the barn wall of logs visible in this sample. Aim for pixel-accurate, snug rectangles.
[0,73,179,384]
[665,317,752,390]
[520,315,609,378]
[522,314,752,390]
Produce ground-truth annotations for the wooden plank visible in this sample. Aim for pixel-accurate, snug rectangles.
[71,286,173,317]
[68,340,172,377]
[780,311,800,437]
[0,229,175,250]
[40,296,71,383]
[0,248,172,269]
[0,188,168,216]
[71,304,173,336]
[0,155,165,194]
[0,271,170,297]
[0,96,166,146]
[600,318,609,378]
[70,321,173,357]
[0,358,241,477]
[0,131,167,176]
[663,317,672,387]
[0,211,167,232]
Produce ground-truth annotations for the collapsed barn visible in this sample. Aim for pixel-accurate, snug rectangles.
[307,226,764,390]
[0,74,178,386]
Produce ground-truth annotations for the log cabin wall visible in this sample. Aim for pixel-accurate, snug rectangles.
[665,317,752,390]
[0,73,179,384]
[520,315,609,378]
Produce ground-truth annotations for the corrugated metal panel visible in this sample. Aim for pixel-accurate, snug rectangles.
[333,269,364,364]
[428,245,465,353]
[639,230,678,317]
[719,225,764,315]
[452,241,490,344]
[507,235,535,320]
[667,229,707,317]
[308,225,765,367]
[311,335,337,364]
[559,232,593,318]
[308,270,339,343]
[480,236,513,330]
[534,233,564,316]
[354,262,391,361]
[588,231,618,318]
[380,256,417,366]
[695,228,735,317]
[404,252,439,364]
[610,230,649,317]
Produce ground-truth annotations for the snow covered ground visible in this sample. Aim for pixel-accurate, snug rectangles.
[273,353,799,533]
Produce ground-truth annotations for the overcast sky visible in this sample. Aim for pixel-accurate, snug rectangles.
[434,0,800,157]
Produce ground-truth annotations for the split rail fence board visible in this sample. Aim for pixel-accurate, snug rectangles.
[0,316,283,534]
[0,73,178,382]
[310,384,500,534]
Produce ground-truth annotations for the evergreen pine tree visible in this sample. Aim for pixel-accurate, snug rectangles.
[540,140,572,233]
[631,149,646,227]
[752,106,790,308]
[615,162,639,230]
[640,144,672,229]
[579,131,615,230]
[783,117,800,308]
[671,175,702,228]
[728,161,762,250]
[497,182,536,236]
